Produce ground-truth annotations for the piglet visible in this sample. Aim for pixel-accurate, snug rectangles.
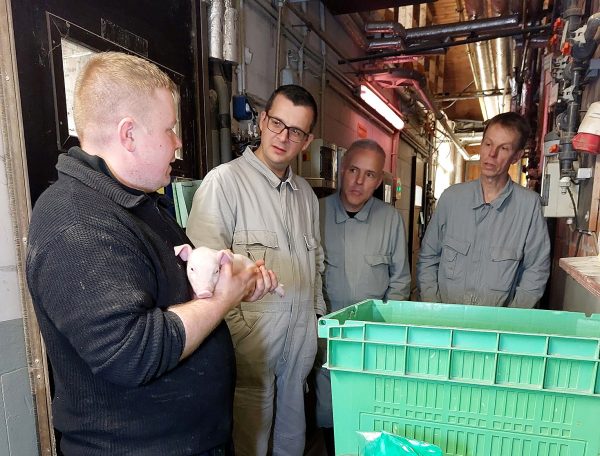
[174,244,285,299]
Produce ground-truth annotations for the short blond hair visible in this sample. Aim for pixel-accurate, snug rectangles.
[73,52,176,144]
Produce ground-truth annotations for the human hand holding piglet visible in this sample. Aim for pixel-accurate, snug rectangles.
[174,244,284,302]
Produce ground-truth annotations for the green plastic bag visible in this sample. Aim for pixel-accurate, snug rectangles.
[357,431,443,456]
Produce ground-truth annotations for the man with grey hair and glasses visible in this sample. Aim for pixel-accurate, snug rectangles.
[187,84,326,456]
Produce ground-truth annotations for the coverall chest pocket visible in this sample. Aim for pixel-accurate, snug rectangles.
[232,230,279,274]
[305,233,318,288]
[488,246,522,291]
[440,237,470,279]
[360,254,391,298]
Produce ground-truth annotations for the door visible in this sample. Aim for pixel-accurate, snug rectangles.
[11,0,207,204]
[9,1,207,453]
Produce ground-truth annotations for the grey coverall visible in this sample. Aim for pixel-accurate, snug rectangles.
[187,148,326,456]
[417,178,550,308]
[316,192,411,427]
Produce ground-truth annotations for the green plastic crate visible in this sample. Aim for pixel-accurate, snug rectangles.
[317,300,600,456]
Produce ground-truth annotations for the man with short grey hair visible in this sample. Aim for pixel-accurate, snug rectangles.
[316,139,411,453]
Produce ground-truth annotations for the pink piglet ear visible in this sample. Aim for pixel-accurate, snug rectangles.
[216,249,234,266]
[174,244,193,262]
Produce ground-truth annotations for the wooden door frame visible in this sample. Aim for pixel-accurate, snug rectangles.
[0,0,54,454]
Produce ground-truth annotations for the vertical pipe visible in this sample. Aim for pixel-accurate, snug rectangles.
[274,1,283,88]
[208,0,224,60]
[237,0,246,94]
[319,1,326,138]
[223,0,238,63]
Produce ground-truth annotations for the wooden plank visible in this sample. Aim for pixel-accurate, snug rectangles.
[0,0,55,454]
[560,256,600,298]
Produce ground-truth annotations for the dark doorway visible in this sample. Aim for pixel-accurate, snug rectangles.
[10,0,204,204]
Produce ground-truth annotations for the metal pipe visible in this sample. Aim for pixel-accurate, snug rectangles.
[474,40,498,118]
[339,24,551,64]
[223,0,238,63]
[364,21,406,38]
[434,89,505,101]
[369,68,472,160]
[559,67,583,177]
[319,1,326,138]
[274,1,283,88]
[584,12,600,43]
[367,37,405,52]
[213,61,233,163]
[404,14,520,41]
[208,0,224,60]
[237,0,246,94]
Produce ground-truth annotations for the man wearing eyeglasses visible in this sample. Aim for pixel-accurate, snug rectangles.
[187,85,326,456]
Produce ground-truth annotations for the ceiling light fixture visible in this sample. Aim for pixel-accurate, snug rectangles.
[359,84,405,130]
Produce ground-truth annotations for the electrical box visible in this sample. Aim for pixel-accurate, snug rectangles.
[541,160,579,218]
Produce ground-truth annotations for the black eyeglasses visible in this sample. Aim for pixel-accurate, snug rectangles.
[265,114,309,143]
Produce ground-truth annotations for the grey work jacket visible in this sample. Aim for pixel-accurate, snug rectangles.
[186,148,326,326]
[320,193,411,313]
[417,178,550,308]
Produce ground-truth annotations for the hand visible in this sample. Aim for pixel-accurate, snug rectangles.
[244,259,280,302]
[212,261,257,311]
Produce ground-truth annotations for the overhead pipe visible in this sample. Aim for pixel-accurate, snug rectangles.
[338,24,551,63]
[494,37,511,111]
[365,21,407,38]
[368,38,406,52]
[370,68,473,160]
[492,0,512,119]
[404,15,520,41]
[474,39,499,119]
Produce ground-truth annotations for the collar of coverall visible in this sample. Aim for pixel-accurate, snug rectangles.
[334,191,374,224]
[243,147,299,191]
[472,177,514,211]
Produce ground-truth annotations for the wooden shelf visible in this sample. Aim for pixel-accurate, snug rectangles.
[559,256,600,298]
